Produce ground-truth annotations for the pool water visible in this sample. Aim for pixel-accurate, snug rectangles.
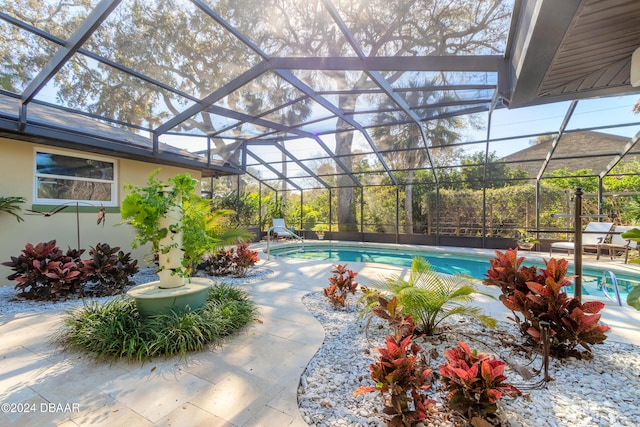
[271,246,639,303]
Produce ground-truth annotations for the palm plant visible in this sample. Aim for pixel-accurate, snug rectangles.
[372,80,465,234]
[0,196,26,222]
[362,256,496,335]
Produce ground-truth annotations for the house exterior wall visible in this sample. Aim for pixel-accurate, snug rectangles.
[0,137,201,285]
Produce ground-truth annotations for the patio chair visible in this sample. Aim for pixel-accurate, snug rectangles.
[549,221,614,257]
[597,225,639,263]
[271,218,298,240]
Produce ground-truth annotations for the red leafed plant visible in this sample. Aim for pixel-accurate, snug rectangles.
[483,248,610,358]
[483,247,541,297]
[233,243,260,277]
[368,294,415,336]
[197,243,259,277]
[323,264,358,308]
[2,240,88,300]
[354,307,435,427]
[439,341,521,420]
[82,242,139,296]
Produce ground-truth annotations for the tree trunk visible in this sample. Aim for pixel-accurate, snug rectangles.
[404,170,414,234]
[335,130,357,231]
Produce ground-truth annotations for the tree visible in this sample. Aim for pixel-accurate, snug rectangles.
[459,151,527,190]
[373,83,466,233]
[545,168,598,194]
[2,0,511,230]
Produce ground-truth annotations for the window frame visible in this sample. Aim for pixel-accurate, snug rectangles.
[33,148,118,207]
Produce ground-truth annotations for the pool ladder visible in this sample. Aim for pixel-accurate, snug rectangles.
[602,271,623,306]
[265,227,304,260]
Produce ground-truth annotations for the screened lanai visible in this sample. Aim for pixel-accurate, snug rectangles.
[2,0,640,248]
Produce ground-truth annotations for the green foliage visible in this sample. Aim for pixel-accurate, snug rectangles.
[121,171,251,276]
[57,284,257,361]
[620,228,640,308]
[459,151,528,190]
[210,191,261,227]
[354,310,435,426]
[438,341,521,419]
[603,158,640,192]
[483,249,611,357]
[120,170,175,252]
[621,227,640,266]
[0,196,26,222]
[281,196,325,231]
[312,223,329,233]
[361,185,398,232]
[323,264,359,308]
[620,198,640,224]
[416,181,582,238]
[362,257,495,335]
[627,286,640,311]
[516,229,539,244]
[545,168,599,193]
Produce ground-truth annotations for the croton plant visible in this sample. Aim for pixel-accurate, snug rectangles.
[3,240,139,300]
[439,341,521,419]
[483,248,610,358]
[323,263,358,308]
[354,305,435,427]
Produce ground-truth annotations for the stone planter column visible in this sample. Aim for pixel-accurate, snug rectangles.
[157,204,185,289]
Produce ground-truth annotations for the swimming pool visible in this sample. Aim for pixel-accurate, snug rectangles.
[269,243,640,304]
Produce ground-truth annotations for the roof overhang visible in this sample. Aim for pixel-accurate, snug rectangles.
[0,120,241,178]
[502,0,640,108]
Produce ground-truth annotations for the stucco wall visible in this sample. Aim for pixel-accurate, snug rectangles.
[0,137,201,286]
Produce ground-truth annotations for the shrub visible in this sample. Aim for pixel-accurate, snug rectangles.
[233,243,260,277]
[439,341,521,420]
[3,241,141,300]
[354,307,434,426]
[199,248,234,276]
[364,294,414,336]
[323,264,358,308]
[362,256,496,335]
[83,242,139,296]
[483,248,610,358]
[197,243,259,277]
[56,283,257,361]
[2,240,87,300]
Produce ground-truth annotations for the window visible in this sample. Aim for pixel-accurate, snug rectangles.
[34,150,117,206]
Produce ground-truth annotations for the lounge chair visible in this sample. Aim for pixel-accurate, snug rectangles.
[549,221,614,257]
[271,218,298,240]
[597,225,639,263]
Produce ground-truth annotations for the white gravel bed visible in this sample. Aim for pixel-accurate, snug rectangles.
[0,266,274,321]
[298,291,640,427]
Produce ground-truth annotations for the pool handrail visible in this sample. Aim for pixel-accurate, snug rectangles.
[266,226,304,260]
[602,271,623,306]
